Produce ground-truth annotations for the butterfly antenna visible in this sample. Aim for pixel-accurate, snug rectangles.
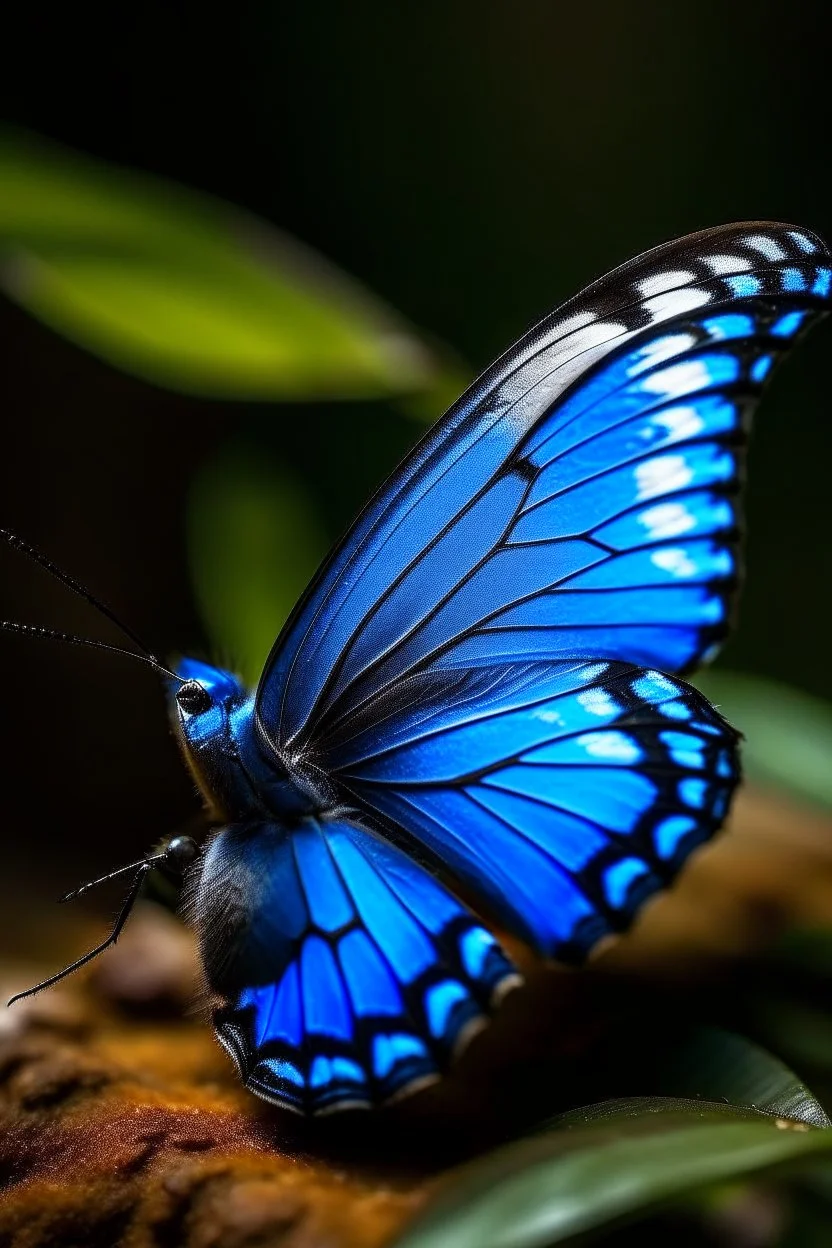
[59,853,160,903]
[0,529,183,683]
[0,621,182,683]
[1,528,159,662]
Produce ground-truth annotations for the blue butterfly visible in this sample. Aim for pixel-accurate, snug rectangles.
[8,222,832,1115]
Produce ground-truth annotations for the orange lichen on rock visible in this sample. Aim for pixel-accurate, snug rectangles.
[0,916,429,1248]
[0,1019,428,1247]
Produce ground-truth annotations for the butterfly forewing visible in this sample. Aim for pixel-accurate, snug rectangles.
[257,223,831,752]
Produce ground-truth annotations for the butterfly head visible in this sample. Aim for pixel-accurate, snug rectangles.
[172,657,244,721]
[170,657,253,815]
[171,655,324,827]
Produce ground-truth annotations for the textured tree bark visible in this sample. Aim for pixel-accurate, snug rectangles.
[2,786,831,1247]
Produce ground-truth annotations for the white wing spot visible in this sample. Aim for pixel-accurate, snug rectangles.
[787,230,817,255]
[635,455,694,501]
[577,731,641,763]
[576,688,620,718]
[646,404,706,441]
[580,662,611,683]
[641,358,716,398]
[644,670,678,694]
[639,501,697,539]
[629,333,696,376]
[642,287,711,320]
[703,253,753,275]
[637,270,695,299]
[651,547,699,578]
[533,708,565,727]
[564,320,629,355]
[553,310,598,336]
[744,234,786,261]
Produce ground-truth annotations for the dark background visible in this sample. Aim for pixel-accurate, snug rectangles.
[2,1,831,891]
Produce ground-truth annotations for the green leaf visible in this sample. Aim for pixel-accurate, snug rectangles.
[187,446,327,684]
[695,671,832,810]
[650,1027,831,1129]
[0,129,436,400]
[544,1096,782,1130]
[397,1104,832,1248]
[536,1028,831,1139]
[398,1030,831,1248]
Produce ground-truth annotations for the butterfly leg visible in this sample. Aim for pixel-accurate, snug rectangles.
[7,851,178,1005]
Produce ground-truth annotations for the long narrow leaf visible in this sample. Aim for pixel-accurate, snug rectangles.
[0,130,436,400]
[398,1106,831,1248]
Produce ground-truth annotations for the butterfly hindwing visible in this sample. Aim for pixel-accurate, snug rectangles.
[319,660,740,959]
[192,817,520,1114]
[257,223,832,755]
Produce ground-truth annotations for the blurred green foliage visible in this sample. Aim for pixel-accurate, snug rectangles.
[187,442,327,682]
[0,130,439,400]
[696,673,832,812]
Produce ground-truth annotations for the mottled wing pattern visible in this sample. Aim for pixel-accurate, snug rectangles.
[319,661,740,959]
[199,818,519,1115]
[257,223,832,756]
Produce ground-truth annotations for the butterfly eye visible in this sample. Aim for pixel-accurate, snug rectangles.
[163,835,199,874]
[176,680,213,715]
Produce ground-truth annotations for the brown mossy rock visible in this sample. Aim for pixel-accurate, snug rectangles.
[0,985,428,1247]
[2,785,832,1247]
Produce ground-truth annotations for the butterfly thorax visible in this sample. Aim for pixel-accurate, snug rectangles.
[170,657,326,824]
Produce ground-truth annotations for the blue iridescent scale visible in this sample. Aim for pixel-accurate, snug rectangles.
[171,223,832,1114]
